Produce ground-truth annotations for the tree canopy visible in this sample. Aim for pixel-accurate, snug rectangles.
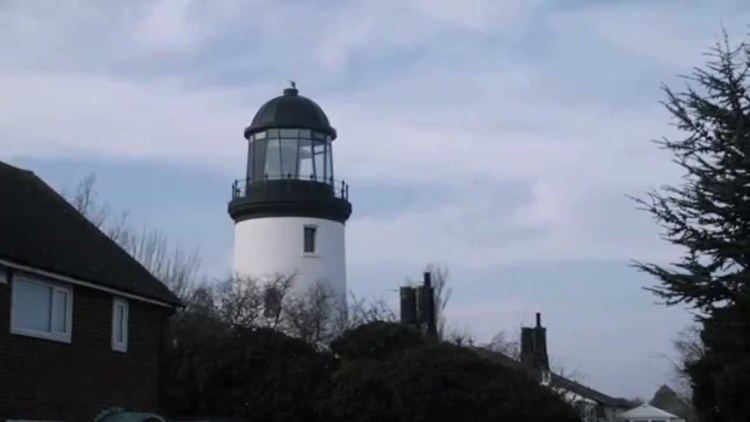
[328,324,578,422]
[636,35,750,421]
[165,316,578,421]
[635,37,750,315]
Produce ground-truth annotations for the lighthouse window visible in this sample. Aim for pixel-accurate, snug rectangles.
[264,138,282,179]
[327,144,334,180]
[313,142,326,181]
[280,138,298,178]
[253,140,266,180]
[248,130,334,184]
[247,142,255,179]
[304,226,317,253]
[299,138,315,181]
[280,128,299,138]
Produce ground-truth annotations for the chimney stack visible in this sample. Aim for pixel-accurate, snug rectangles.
[520,312,550,375]
[400,287,417,325]
[399,271,437,338]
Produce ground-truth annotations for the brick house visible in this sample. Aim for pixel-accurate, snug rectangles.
[0,161,181,421]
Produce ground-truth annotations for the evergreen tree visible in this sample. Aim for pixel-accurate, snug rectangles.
[635,35,750,421]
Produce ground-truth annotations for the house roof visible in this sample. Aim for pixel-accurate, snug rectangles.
[0,161,180,306]
[616,403,681,419]
[649,385,693,420]
[550,373,632,408]
[474,347,632,409]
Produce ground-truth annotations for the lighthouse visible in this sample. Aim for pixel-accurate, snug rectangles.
[228,84,352,305]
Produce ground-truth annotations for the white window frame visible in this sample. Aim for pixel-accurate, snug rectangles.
[541,370,551,386]
[10,274,73,343]
[111,297,129,353]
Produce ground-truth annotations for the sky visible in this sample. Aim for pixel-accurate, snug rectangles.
[2,0,749,400]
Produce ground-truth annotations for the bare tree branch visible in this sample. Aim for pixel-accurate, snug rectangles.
[488,330,520,360]
[66,174,204,300]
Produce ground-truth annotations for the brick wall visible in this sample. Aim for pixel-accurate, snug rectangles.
[0,272,172,421]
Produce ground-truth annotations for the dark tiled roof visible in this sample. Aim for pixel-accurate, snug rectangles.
[550,373,633,408]
[474,347,525,370]
[0,161,180,306]
[650,384,693,420]
[474,347,632,409]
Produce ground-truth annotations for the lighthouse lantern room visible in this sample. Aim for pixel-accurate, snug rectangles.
[228,85,352,304]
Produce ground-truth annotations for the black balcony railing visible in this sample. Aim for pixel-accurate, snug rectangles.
[231,175,349,201]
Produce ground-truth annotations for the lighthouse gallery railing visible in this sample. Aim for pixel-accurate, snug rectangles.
[231,175,349,201]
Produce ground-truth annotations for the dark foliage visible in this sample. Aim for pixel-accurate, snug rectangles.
[330,320,426,359]
[328,336,578,422]
[165,323,332,421]
[634,37,750,315]
[635,35,750,421]
[685,306,750,421]
[165,318,578,422]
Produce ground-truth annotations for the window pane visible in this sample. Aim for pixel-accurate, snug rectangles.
[299,138,314,180]
[280,138,298,178]
[53,290,68,333]
[313,142,325,181]
[327,143,333,182]
[299,129,311,138]
[322,142,327,182]
[304,226,316,253]
[266,129,279,138]
[253,140,266,180]
[117,305,125,342]
[15,280,52,332]
[247,142,254,180]
[254,130,267,140]
[264,138,282,179]
[280,128,299,138]
[112,300,129,351]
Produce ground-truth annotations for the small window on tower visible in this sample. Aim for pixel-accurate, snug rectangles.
[304,226,317,253]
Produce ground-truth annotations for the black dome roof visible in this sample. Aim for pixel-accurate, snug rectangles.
[244,87,337,140]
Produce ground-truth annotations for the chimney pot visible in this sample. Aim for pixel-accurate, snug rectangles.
[536,312,541,327]
[423,271,432,288]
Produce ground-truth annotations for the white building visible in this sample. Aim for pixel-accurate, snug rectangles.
[228,85,352,305]
[616,403,685,422]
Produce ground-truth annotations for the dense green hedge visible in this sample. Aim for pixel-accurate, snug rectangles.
[165,321,578,422]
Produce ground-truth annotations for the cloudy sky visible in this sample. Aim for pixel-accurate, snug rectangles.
[2,0,749,399]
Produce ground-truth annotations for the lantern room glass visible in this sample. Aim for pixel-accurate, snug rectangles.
[247,129,334,184]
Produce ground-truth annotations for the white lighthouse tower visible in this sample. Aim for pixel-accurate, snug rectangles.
[228,85,351,304]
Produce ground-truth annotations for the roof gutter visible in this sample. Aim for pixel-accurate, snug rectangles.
[0,257,178,309]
